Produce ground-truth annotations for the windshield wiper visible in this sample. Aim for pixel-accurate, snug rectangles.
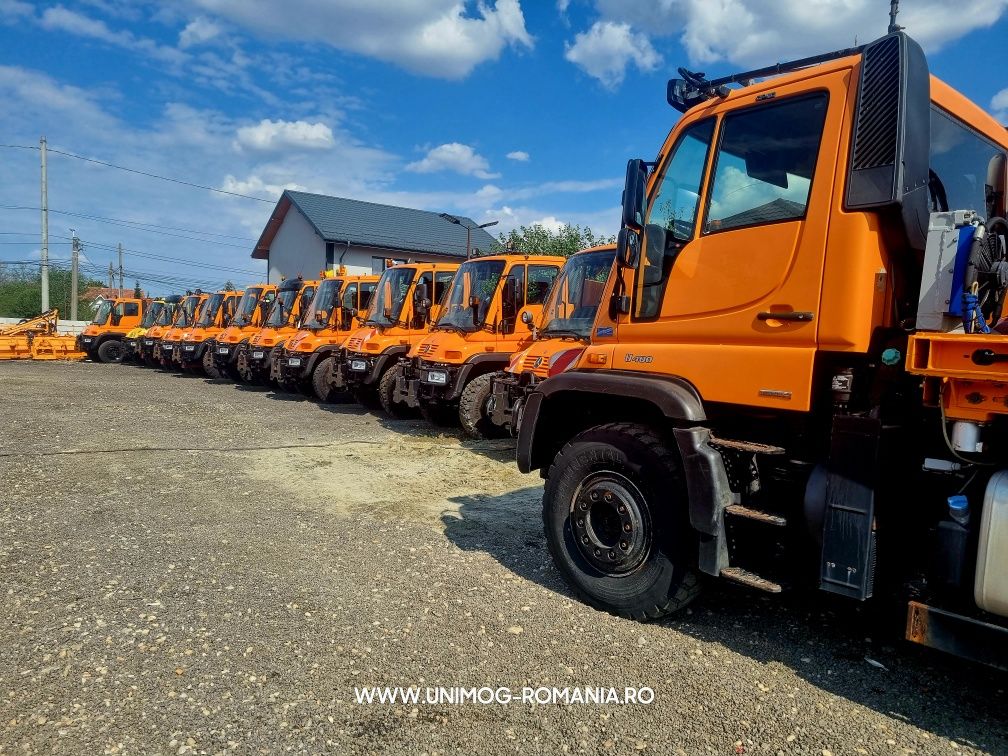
[540,328,589,341]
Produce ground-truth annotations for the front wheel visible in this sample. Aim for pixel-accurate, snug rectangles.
[378,365,413,418]
[459,372,505,439]
[202,346,222,379]
[312,356,337,403]
[542,422,700,621]
[96,339,124,364]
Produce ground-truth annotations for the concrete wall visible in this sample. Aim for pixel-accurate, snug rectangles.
[266,205,326,283]
[0,317,89,335]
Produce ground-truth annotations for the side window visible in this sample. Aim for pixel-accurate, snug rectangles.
[527,265,558,305]
[123,302,139,317]
[414,273,433,328]
[359,282,376,311]
[637,118,716,319]
[705,94,828,233]
[435,271,455,304]
[341,283,358,311]
[930,106,1007,216]
[501,266,525,333]
[299,287,315,317]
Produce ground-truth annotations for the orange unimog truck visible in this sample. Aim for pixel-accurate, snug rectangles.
[212,284,276,378]
[157,292,206,368]
[77,296,148,363]
[489,245,616,435]
[176,289,243,376]
[123,298,166,363]
[393,253,563,434]
[514,27,1008,669]
[137,295,182,366]
[235,277,318,384]
[340,262,459,411]
[274,272,379,399]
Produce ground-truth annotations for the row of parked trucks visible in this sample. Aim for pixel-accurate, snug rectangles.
[72,28,1008,670]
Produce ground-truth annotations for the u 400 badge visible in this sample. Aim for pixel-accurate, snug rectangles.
[624,354,654,364]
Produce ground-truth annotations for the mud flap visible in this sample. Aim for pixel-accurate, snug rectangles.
[819,415,880,600]
[673,427,733,576]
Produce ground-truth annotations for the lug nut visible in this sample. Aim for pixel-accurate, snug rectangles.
[590,491,600,502]
[580,501,589,511]
[619,541,629,550]
[577,519,584,528]
[608,550,616,559]
[594,548,601,557]
[582,536,589,545]
[617,504,626,514]
[604,492,613,502]
[623,523,631,532]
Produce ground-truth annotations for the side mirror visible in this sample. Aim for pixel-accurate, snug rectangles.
[520,310,533,325]
[316,310,328,324]
[617,227,641,268]
[621,159,647,232]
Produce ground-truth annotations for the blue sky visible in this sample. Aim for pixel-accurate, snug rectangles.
[1,0,1008,295]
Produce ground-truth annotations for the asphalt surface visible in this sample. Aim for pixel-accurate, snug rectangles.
[1,360,1005,755]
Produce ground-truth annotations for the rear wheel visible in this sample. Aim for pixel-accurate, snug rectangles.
[459,372,505,439]
[542,422,700,621]
[312,356,337,403]
[96,339,124,364]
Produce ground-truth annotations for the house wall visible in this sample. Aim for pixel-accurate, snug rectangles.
[266,208,464,281]
[266,207,326,283]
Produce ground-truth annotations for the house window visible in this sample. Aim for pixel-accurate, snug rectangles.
[372,256,406,274]
[325,242,335,270]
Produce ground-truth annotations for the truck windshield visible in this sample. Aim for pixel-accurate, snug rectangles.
[176,296,200,328]
[91,300,113,325]
[540,249,616,339]
[436,259,505,332]
[265,287,300,328]
[196,293,224,327]
[366,267,416,327]
[303,278,342,329]
[155,303,175,326]
[139,302,164,328]
[230,288,262,327]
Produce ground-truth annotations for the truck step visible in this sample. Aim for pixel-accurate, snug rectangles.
[709,436,785,455]
[725,504,787,527]
[720,567,783,593]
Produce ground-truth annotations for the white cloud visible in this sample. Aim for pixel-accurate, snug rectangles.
[220,174,306,198]
[591,0,1008,68]
[406,143,500,179]
[234,119,336,152]
[0,0,33,21]
[992,88,1008,123]
[530,215,565,233]
[188,0,533,79]
[506,150,530,162]
[39,5,186,65]
[564,21,661,89]
[179,17,223,48]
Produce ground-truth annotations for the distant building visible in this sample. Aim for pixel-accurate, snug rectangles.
[251,190,499,282]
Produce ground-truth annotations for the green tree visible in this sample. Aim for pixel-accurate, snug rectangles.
[493,223,616,257]
[133,281,143,298]
[223,280,236,291]
[0,264,104,320]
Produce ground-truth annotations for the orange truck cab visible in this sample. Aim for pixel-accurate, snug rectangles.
[339,262,459,412]
[274,273,379,399]
[123,298,167,363]
[514,29,1008,669]
[77,296,148,363]
[236,277,318,384]
[157,292,207,368]
[138,295,182,365]
[489,245,616,435]
[393,253,564,433]
[176,289,243,375]
[212,284,277,378]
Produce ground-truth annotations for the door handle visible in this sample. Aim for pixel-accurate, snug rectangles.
[757,311,815,322]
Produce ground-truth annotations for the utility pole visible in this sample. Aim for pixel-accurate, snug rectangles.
[40,136,49,312]
[117,242,124,296]
[70,229,80,321]
[108,262,115,289]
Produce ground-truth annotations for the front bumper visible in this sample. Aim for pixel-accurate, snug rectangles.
[276,349,312,384]
[490,371,537,434]
[213,341,242,371]
[139,337,159,362]
[178,340,210,365]
[394,358,463,407]
[244,344,275,380]
[123,338,139,360]
[77,335,98,357]
[344,351,395,390]
[159,340,180,364]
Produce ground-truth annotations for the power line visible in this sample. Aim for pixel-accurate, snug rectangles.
[0,204,258,243]
[75,237,261,277]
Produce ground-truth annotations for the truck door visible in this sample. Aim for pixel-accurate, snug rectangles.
[620,73,848,410]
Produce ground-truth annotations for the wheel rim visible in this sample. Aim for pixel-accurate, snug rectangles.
[570,471,652,575]
[107,342,123,361]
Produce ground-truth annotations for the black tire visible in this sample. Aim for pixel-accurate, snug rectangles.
[378,365,413,417]
[202,346,222,379]
[312,356,337,403]
[459,372,505,439]
[96,339,124,364]
[542,422,700,621]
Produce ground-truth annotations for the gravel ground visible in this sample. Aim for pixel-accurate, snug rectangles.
[1,360,1005,755]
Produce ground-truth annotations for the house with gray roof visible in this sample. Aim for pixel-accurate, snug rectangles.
[252,190,499,282]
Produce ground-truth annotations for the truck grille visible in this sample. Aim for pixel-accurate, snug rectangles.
[346,336,363,351]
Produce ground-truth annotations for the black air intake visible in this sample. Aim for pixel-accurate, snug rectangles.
[845,32,931,250]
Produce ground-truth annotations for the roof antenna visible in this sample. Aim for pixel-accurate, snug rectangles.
[888,0,904,34]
